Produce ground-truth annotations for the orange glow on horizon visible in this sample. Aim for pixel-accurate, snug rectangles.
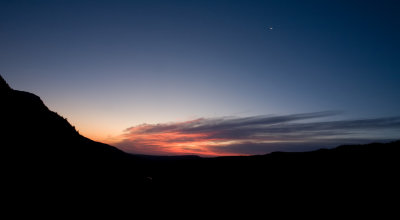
[118,131,235,157]
[102,126,249,157]
[101,114,355,157]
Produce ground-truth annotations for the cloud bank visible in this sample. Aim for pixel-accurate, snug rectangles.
[113,112,400,156]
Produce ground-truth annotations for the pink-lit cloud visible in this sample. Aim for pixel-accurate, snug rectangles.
[112,112,400,157]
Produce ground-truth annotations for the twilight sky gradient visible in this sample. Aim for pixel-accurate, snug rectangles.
[1,0,400,156]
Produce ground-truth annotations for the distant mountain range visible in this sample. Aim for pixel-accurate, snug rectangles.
[1,74,399,203]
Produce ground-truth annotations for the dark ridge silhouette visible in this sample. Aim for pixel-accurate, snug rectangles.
[0,74,11,90]
[1,74,399,207]
[1,75,146,195]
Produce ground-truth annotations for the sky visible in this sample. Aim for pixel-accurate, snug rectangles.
[1,0,400,156]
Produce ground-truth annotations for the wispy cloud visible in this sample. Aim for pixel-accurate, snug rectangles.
[113,112,400,156]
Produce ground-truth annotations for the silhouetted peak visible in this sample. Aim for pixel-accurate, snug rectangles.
[0,75,12,91]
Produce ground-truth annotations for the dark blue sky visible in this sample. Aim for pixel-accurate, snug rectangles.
[1,0,399,154]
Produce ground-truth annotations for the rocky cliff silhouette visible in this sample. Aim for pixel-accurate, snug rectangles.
[1,75,146,196]
[1,75,128,161]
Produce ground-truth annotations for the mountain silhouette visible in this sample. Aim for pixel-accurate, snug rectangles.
[1,75,147,198]
[1,74,399,207]
[1,75,129,161]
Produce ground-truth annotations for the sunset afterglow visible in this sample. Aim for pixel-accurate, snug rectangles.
[113,113,400,156]
[2,0,400,156]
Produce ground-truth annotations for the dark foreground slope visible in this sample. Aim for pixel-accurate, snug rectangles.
[0,75,144,189]
[142,141,400,189]
[1,75,399,205]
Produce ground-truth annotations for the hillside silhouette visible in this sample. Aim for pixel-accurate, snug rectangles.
[1,74,399,204]
[1,75,145,194]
